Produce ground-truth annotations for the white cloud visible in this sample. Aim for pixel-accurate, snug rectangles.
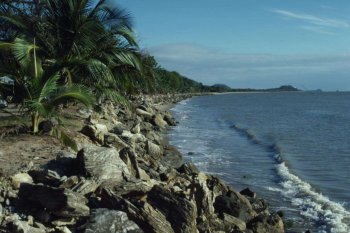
[149,43,350,91]
[271,9,350,28]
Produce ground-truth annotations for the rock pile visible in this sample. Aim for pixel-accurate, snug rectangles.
[0,94,285,233]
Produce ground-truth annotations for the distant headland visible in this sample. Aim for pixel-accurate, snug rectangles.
[206,84,301,93]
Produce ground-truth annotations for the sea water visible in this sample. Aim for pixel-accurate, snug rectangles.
[168,92,350,233]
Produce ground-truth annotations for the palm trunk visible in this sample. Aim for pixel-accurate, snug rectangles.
[32,111,40,134]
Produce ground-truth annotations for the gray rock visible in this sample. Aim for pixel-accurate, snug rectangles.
[131,123,140,134]
[99,189,174,233]
[104,133,129,151]
[240,188,256,199]
[223,213,246,231]
[121,130,146,144]
[81,123,108,144]
[192,173,216,220]
[177,162,199,175]
[98,179,152,199]
[28,169,61,186]
[119,148,150,181]
[151,114,168,129]
[59,176,79,189]
[247,213,284,233]
[56,226,72,233]
[10,219,46,233]
[11,173,33,189]
[147,185,197,233]
[146,141,163,159]
[159,168,178,182]
[38,120,54,133]
[19,183,90,217]
[135,108,152,118]
[163,115,176,126]
[160,146,183,168]
[250,198,268,214]
[76,146,130,182]
[85,209,143,233]
[214,190,256,222]
[73,178,100,195]
[145,131,162,145]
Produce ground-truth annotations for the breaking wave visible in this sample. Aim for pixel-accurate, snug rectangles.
[231,124,350,233]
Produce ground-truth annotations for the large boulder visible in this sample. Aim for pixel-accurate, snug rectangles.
[121,130,147,145]
[160,146,183,169]
[76,146,130,182]
[28,169,61,186]
[146,141,163,159]
[163,114,177,126]
[214,190,256,222]
[120,149,150,181]
[136,108,152,118]
[99,190,175,233]
[151,114,168,129]
[177,162,199,176]
[145,131,163,145]
[147,185,197,233]
[98,179,152,200]
[81,124,108,144]
[104,133,129,151]
[18,183,90,217]
[247,213,284,233]
[192,173,216,220]
[84,209,143,233]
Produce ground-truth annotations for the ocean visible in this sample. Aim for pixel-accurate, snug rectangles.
[168,92,350,233]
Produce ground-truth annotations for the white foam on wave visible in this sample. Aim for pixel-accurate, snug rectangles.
[275,162,350,233]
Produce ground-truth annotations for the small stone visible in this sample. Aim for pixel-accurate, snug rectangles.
[60,176,79,189]
[56,226,72,233]
[131,123,140,134]
[27,215,34,225]
[52,218,76,226]
[11,173,33,189]
[7,190,18,199]
[34,221,46,230]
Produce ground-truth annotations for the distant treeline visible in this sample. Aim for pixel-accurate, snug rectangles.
[230,85,301,92]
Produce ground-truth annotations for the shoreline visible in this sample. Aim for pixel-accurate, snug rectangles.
[0,93,285,233]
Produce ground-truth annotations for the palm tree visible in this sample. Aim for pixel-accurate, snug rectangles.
[0,37,93,133]
[0,0,143,101]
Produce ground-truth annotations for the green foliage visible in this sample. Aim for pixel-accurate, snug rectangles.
[0,37,94,133]
[0,0,142,102]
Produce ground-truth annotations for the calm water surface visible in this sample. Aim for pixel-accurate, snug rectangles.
[168,92,350,233]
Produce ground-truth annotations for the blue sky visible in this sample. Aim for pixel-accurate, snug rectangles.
[115,0,350,90]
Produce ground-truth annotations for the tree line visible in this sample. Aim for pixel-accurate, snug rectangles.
[0,0,215,133]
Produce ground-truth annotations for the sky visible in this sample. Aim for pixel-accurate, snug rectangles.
[115,0,350,91]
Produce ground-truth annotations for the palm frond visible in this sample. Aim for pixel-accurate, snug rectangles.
[50,84,94,107]
[37,73,59,102]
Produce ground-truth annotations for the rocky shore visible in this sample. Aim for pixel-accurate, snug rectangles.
[0,94,285,233]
